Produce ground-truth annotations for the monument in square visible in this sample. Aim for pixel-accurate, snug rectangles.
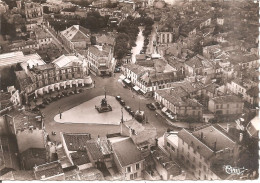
[95,87,112,113]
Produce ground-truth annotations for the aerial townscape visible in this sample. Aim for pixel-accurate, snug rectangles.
[0,0,259,181]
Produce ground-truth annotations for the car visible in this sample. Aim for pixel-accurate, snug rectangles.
[68,91,75,95]
[114,67,121,73]
[79,88,83,93]
[56,94,61,99]
[46,97,52,103]
[32,107,40,112]
[124,106,131,112]
[151,103,157,109]
[38,104,45,109]
[52,131,56,135]
[116,96,121,101]
[120,99,125,106]
[155,102,162,109]
[146,103,156,110]
[51,96,58,101]
[42,99,49,105]
[62,91,68,96]
[75,90,80,94]
[129,110,135,116]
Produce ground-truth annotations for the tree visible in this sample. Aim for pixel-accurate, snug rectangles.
[90,36,96,45]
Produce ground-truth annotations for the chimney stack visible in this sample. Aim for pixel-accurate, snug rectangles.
[239,133,243,142]
[200,132,203,140]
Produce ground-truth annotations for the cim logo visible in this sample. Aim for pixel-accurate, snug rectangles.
[223,165,248,175]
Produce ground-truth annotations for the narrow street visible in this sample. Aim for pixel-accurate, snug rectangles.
[42,73,174,143]
[147,22,158,54]
[131,26,145,63]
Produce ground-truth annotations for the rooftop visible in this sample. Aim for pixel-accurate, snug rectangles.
[34,161,64,180]
[62,133,91,151]
[5,109,43,132]
[70,151,90,166]
[78,167,104,181]
[111,137,144,167]
[61,25,90,42]
[52,55,82,68]
[88,45,112,58]
[211,95,243,104]
[0,51,24,67]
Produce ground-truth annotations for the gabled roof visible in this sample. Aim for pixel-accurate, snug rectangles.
[52,55,82,68]
[211,95,243,104]
[34,161,64,180]
[62,133,91,151]
[61,25,90,42]
[112,137,144,167]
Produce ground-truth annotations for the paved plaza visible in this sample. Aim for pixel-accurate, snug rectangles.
[54,96,132,125]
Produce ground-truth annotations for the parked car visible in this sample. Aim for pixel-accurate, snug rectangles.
[129,110,135,116]
[155,102,162,109]
[116,96,121,101]
[124,106,131,112]
[68,91,75,95]
[32,107,40,112]
[51,96,58,101]
[114,67,121,73]
[146,103,156,110]
[62,91,68,96]
[52,131,56,135]
[120,99,125,106]
[38,104,45,109]
[75,89,80,94]
[46,97,52,103]
[42,99,49,105]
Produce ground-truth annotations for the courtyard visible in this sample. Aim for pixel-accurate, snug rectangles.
[54,96,132,125]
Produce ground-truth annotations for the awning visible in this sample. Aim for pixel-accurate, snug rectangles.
[37,88,43,95]
[54,83,59,88]
[161,107,168,113]
[140,89,146,94]
[124,78,131,84]
[43,86,48,92]
[60,82,65,87]
[66,81,71,85]
[72,80,76,85]
[84,76,92,84]
[78,79,83,84]
[49,85,54,90]
[119,74,126,80]
[133,86,140,91]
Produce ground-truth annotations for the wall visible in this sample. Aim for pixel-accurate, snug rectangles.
[16,128,46,153]
[0,115,8,135]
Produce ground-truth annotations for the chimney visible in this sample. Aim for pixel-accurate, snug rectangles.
[227,123,230,133]
[213,141,217,152]
[239,133,243,142]
[200,132,203,140]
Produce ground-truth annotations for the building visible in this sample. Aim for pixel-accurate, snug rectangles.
[177,124,241,180]
[184,54,215,77]
[60,25,91,52]
[34,29,53,47]
[0,136,20,176]
[208,95,244,116]
[151,147,184,180]
[14,54,91,104]
[3,109,47,153]
[60,133,92,170]
[33,161,65,180]
[157,25,180,44]
[120,119,157,157]
[24,1,44,31]
[84,45,114,76]
[164,131,178,159]
[20,148,48,170]
[110,137,145,180]
[246,116,259,139]
[122,64,178,97]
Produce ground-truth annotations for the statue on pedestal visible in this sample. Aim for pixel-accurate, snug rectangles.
[95,87,112,113]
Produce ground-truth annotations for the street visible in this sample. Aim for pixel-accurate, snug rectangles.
[42,73,173,143]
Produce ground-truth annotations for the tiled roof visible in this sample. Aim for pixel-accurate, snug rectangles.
[152,147,182,176]
[123,119,145,134]
[35,29,52,40]
[112,137,144,167]
[21,148,47,160]
[61,25,90,42]
[15,70,32,91]
[95,34,115,46]
[192,125,236,152]
[85,137,112,161]
[62,133,91,151]
[204,83,219,94]
[124,64,154,76]
[78,167,104,181]
[211,95,243,104]
[70,151,90,166]
[185,54,213,69]
[34,161,64,180]
[88,45,111,57]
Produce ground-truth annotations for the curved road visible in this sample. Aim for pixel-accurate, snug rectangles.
[42,73,173,143]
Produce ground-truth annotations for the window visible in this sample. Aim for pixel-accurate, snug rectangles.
[167,142,170,147]
[216,105,218,109]
[199,162,202,168]
[193,157,195,162]
[220,104,223,109]
[199,170,201,176]
[193,149,196,154]
[203,165,206,171]
[171,146,175,152]
[187,152,190,158]
[182,139,184,145]
[136,163,140,170]
[134,172,137,179]
[188,145,190,150]
[130,174,134,180]
[127,166,131,173]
